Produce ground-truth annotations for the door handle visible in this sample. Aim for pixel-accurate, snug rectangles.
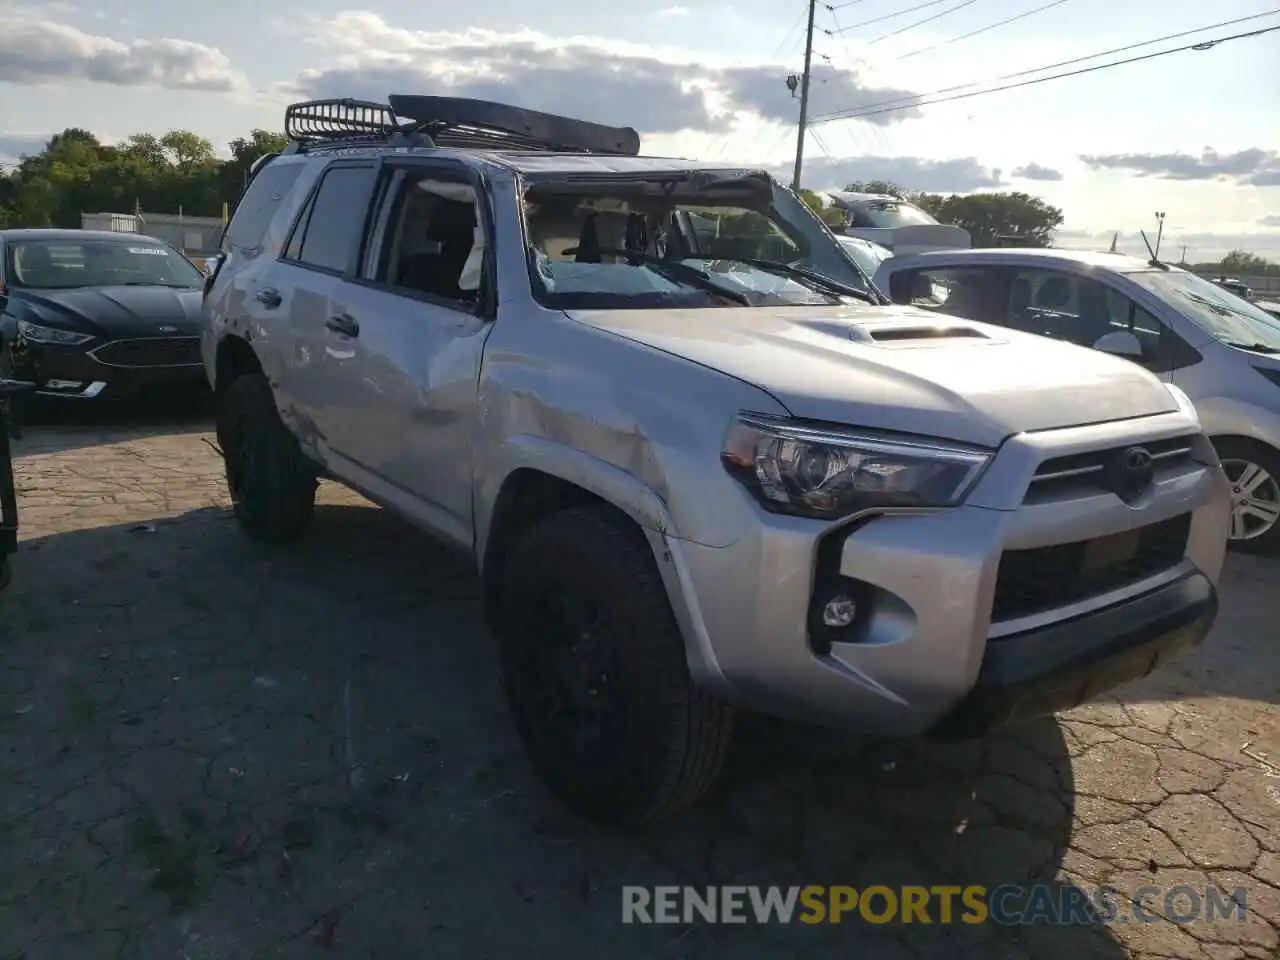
[255,287,282,308]
[325,313,359,337]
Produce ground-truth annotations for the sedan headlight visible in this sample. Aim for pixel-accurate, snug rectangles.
[722,413,991,519]
[18,319,93,346]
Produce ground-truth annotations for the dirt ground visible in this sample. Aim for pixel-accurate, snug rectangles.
[1,407,1278,960]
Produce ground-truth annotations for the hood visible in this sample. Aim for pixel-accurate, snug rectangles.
[566,305,1180,448]
[844,224,971,254]
[10,285,203,340]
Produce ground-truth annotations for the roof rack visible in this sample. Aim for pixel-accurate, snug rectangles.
[389,95,640,156]
[284,98,406,142]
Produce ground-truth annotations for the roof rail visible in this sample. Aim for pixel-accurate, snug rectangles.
[388,95,641,156]
[284,98,411,142]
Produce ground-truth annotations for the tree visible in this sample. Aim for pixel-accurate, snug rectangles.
[796,188,846,228]
[0,125,288,229]
[1219,250,1273,276]
[922,192,1063,248]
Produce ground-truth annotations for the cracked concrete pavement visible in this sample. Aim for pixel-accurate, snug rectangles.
[1,410,1278,960]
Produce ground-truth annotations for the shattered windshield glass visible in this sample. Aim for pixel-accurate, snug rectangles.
[522,173,878,310]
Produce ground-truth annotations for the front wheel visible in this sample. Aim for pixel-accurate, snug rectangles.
[218,374,317,542]
[1214,438,1280,554]
[496,505,735,827]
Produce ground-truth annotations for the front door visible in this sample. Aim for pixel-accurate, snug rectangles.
[321,158,496,546]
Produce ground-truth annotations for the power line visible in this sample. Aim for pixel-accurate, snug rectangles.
[817,8,1280,116]
[867,0,981,44]
[825,0,876,10]
[895,0,1071,59]
[812,19,1280,123]
[826,0,955,33]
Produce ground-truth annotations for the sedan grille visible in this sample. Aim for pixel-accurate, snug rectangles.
[991,513,1191,623]
[90,337,202,368]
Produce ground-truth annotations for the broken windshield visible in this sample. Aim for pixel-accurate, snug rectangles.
[521,174,876,310]
[1129,270,1280,353]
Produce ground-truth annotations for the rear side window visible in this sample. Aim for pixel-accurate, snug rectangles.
[286,163,379,274]
[225,162,305,252]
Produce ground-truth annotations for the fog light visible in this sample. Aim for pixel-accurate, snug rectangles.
[821,595,857,628]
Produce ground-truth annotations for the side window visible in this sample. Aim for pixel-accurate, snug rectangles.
[371,169,486,307]
[286,164,379,275]
[225,162,305,253]
[892,267,1004,324]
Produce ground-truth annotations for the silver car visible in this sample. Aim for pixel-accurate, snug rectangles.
[875,249,1280,552]
[203,95,1230,825]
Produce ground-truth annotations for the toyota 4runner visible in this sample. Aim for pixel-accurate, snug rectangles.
[202,95,1232,826]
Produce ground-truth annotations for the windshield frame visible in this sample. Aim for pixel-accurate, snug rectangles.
[1128,268,1280,352]
[518,171,881,311]
[4,237,204,291]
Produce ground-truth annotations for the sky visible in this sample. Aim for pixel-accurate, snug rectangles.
[0,0,1277,261]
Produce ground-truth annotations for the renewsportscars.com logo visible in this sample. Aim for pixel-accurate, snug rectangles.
[622,884,1249,926]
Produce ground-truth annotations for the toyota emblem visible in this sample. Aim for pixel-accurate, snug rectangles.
[1106,446,1155,502]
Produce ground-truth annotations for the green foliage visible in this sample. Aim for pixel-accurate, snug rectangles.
[0,126,289,229]
[844,180,1062,247]
[796,188,846,228]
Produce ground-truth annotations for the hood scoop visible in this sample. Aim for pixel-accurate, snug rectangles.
[853,323,993,345]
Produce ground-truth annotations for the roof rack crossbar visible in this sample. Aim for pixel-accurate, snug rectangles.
[387,95,641,156]
[284,98,404,142]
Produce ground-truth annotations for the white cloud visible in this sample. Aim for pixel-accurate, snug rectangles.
[656,5,690,16]
[0,16,248,93]
[285,12,923,136]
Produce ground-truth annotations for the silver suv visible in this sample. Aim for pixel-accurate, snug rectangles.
[202,96,1231,826]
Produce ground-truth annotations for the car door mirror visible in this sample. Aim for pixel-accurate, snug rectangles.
[1093,330,1145,358]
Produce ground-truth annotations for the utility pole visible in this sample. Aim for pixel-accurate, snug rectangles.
[791,0,818,191]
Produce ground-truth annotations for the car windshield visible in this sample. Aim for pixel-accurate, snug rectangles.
[861,200,937,228]
[1129,269,1280,353]
[6,238,203,290]
[838,236,892,275]
[522,174,875,310]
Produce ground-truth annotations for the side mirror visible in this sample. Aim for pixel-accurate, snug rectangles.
[1093,330,1145,359]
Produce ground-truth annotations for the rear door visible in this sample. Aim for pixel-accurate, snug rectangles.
[267,160,382,459]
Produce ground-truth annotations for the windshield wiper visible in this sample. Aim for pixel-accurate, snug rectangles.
[558,246,752,305]
[122,280,193,288]
[720,257,884,305]
[1221,339,1280,354]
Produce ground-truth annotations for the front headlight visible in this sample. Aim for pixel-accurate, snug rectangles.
[721,413,991,519]
[18,319,93,346]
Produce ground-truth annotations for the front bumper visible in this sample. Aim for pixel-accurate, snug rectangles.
[663,410,1231,737]
[24,339,207,400]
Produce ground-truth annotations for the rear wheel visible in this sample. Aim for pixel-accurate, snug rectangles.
[1214,438,1280,554]
[496,505,735,826]
[218,374,317,542]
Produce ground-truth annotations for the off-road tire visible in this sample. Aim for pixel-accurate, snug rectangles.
[219,374,316,542]
[497,505,735,827]
[1214,437,1280,555]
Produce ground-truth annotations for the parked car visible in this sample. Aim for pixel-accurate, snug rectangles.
[827,191,971,254]
[1212,277,1253,300]
[204,95,1230,826]
[837,234,893,279]
[874,248,1280,552]
[0,229,207,402]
